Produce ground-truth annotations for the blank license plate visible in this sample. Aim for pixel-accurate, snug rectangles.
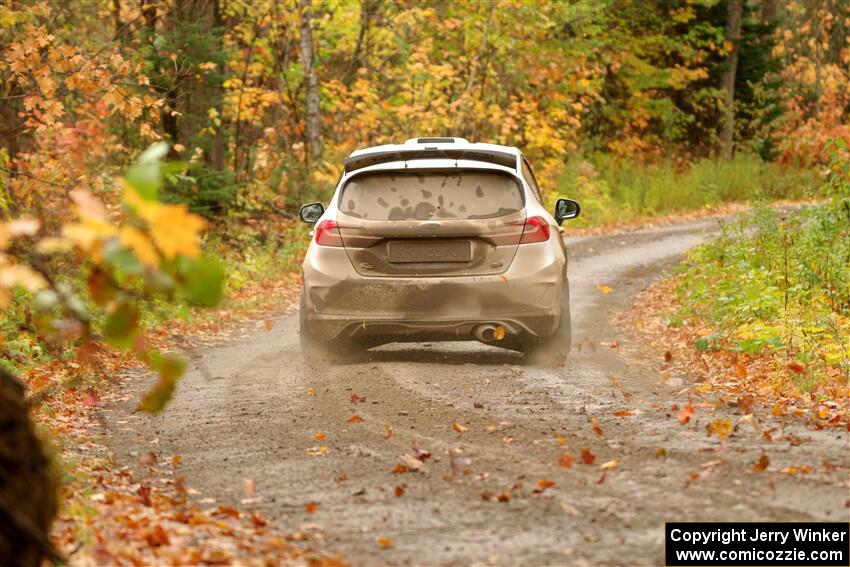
[387,240,471,263]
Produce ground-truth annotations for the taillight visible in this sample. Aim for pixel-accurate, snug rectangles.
[519,216,550,244]
[314,219,343,247]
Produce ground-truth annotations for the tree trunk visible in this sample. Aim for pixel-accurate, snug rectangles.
[112,0,122,36]
[719,0,743,160]
[0,368,61,567]
[299,0,322,164]
[761,0,780,22]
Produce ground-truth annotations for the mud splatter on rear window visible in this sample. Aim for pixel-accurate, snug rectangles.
[340,170,522,220]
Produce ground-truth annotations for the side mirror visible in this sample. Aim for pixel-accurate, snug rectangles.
[299,202,325,224]
[554,198,581,225]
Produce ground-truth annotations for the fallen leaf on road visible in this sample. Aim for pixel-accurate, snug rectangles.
[215,506,240,518]
[264,319,274,331]
[752,452,770,473]
[600,460,620,470]
[243,478,256,498]
[377,537,393,549]
[738,395,755,415]
[392,464,408,474]
[558,452,574,468]
[394,484,407,497]
[314,431,326,441]
[580,448,596,465]
[452,422,468,432]
[347,415,364,423]
[591,416,603,436]
[613,410,633,417]
[596,284,613,294]
[555,433,566,446]
[706,418,733,439]
[306,446,329,457]
[677,402,695,424]
[655,448,668,459]
[304,501,317,513]
[385,421,393,441]
[145,525,170,547]
[498,492,511,502]
[139,451,157,466]
[307,388,316,396]
[171,455,182,468]
[399,454,426,472]
[787,361,806,374]
[351,393,364,404]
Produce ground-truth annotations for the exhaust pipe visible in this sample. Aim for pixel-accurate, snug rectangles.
[473,324,498,343]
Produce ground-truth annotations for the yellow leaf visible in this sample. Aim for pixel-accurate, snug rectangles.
[452,422,468,432]
[595,284,613,294]
[150,204,205,260]
[120,226,159,267]
[600,460,620,470]
[306,446,329,457]
[706,417,733,440]
[494,325,506,340]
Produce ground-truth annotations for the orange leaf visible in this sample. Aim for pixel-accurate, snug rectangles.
[314,431,326,441]
[377,537,394,549]
[787,361,806,374]
[347,415,364,423]
[452,422,468,432]
[304,501,317,513]
[738,394,755,415]
[613,410,633,417]
[580,448,596,465]
[677,402,695,424]
[557,452,574,468]
[752,452,769,473]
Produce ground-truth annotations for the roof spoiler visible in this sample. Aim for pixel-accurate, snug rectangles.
[344,148,517,173]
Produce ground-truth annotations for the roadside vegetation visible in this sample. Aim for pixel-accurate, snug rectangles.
[626,142,849,422]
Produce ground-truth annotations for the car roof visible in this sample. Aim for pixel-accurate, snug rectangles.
[345,138,522,173]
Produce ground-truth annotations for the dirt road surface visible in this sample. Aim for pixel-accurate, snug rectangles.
[105,219,849,566]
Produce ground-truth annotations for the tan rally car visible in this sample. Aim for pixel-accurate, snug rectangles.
[298,137,580,359]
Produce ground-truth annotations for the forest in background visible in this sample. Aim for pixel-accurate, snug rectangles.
[2,0,849,222]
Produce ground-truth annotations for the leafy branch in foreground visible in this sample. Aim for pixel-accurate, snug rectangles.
[0,143,223,412]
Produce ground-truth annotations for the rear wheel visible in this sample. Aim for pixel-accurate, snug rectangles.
[299,287,368,364]
[523,284,571,366]
[300,286,334,363]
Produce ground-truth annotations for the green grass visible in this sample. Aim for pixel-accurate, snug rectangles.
[553,153,819,226]
[672,142,850,387]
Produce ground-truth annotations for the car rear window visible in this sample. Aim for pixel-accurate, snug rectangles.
[339,170,523,221]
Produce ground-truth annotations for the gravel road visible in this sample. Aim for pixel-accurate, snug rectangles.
[105,218,850,566]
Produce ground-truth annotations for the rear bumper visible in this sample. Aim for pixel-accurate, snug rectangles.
[302,244,567,341]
